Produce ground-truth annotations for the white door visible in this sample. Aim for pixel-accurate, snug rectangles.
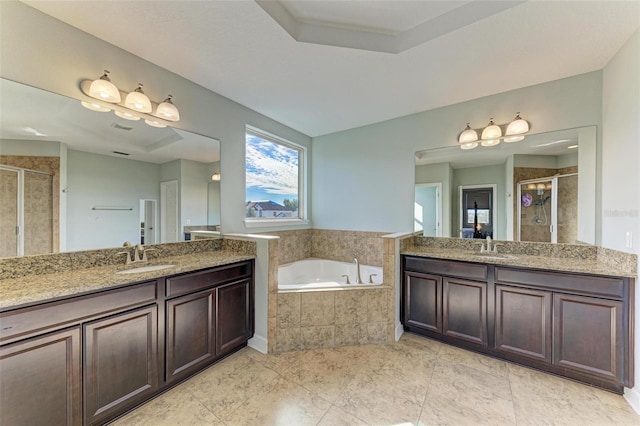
[160,181,179,243]
[414,183,442,236]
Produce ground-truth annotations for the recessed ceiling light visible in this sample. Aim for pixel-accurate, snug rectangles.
[567,145,578,149]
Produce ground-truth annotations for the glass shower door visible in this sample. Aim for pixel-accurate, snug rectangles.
[23,170,54,255]
[0,167,19,257]
[518,179,553,242]
[555,174,578,244]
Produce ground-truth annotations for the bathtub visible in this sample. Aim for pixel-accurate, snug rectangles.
[278,258,383,291]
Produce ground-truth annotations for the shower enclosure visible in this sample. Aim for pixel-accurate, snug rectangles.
[0,165,54,257]
[517,173,578,243]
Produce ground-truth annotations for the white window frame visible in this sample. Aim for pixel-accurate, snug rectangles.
[244,126,308,228]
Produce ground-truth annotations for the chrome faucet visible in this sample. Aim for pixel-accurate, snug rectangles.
[354,258,363,284]
[478,236,502,253]
[117,244,155,265]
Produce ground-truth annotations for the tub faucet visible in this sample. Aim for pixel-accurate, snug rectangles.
[354,258,363,284]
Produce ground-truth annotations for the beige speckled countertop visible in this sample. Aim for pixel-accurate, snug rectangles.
[0,250,254,311]
[401,246,636,278]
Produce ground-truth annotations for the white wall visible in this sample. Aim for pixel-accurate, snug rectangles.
[0,1,312,235]
[415,162,452,237]
[312,72,603,233]
[66,150,160,250]
[601,29,640,412]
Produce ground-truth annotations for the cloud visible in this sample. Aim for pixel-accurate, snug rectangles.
[246,135,299,197]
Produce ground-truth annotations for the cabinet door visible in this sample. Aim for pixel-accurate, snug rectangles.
[216,279,251,355]
[0,327,81,426]
[84,305,158,426]
[443,277,487,346]
[166,289,216,382]
[553,293,624,381]
[495,285,552,362]
[403,272,442,333]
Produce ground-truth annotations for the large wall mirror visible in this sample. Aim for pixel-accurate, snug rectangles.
[414,126,597,244]
[0,78,221,258]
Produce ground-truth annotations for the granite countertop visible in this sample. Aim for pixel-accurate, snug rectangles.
[401,246,636,278]
[0,250,255,311]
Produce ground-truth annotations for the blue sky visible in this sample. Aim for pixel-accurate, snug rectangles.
[245,134,299,205]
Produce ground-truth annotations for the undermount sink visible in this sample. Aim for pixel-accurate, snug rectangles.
[472,253,518,260]
[116,264,176,274]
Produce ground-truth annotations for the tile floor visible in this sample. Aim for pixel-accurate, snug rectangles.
[112,333,640,426]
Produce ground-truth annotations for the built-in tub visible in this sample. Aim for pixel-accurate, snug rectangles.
[278,258,383,291]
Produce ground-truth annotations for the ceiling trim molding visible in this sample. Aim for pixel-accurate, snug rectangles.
[256,0,525,54]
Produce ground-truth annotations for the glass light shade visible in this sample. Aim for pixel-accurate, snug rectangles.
[481,119,502,140]
[155,96,180,121]
[506,113,529,136]
[124,85,152,113]
[503,135,525,143]
[458,123,478,144]
[211,172,221,181]
[536,183,546,190]
[460,141,478,150]
[115,110,140,121]
[81,101,111,112]
[480,139,500,147]
[527,183,537,190]
[145,119,167,128]
[88,72,121,103]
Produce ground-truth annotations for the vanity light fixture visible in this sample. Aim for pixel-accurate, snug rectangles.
[80,71,181,129]
[88,70,121,103]
[504,112,529,143]
[145,119,167,128]
[124,84,152,113]
[81,101,111,112]
[457,113,529,150]
[154,95,180,122]
[114,110,140,121]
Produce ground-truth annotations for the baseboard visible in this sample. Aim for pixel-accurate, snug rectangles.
[248,334,268,354]
[395,321,404,341]
[624,386,640,414]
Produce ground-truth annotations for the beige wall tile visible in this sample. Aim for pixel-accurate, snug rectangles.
[276,328,302,352]
[367,289,387,322]
[277,293,301,329]
[334,292,368,325]
[300,292,335,326]
[300,326,335,350]
[366,322,388,344]
[334,324,360,346]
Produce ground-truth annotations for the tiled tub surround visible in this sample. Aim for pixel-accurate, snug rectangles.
[0,238,256,309]
[402,235,637,277]
[263,229,398,353]
[276,286,390,352]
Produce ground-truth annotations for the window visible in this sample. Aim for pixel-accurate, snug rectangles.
[245,128,304,222]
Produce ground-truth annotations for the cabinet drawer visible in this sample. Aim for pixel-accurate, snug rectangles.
[404,256,487,281]
[495,267,625,299]
[166,261,252,298]
[0,281,157,343]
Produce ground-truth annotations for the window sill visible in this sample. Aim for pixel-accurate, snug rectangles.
[244,218,310,228]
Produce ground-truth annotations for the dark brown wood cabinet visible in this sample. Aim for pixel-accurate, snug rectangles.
[0,259,254,425]
[495,285,552,363]
[402,255,634,393]
[403,272,442,333]
[83,305,158,425]
[216,279,252,355]
[553,293,624,381]
[443,277,487,346]
[0,327,81,426]
[166,288,216,382]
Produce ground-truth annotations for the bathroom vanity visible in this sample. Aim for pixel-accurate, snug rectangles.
[401,251,635,393]
[0,255,254,426]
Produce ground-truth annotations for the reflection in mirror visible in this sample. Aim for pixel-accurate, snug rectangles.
[415,126,596,244]
[0,78,221,257]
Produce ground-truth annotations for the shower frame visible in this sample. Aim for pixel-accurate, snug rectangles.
[516,172,578,243]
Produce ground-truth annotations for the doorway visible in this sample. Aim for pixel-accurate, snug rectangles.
[160,180,179,243]
[459,184,497,239]
[414,183,442,236]
[139,199,157,245]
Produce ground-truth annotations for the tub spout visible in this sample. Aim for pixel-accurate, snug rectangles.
[354,258,363,284]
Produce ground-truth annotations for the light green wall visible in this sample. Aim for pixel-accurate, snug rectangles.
[601,30,640,407]
[313,71,603,232]
[0,1,312,234]
[415,162,452,237]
